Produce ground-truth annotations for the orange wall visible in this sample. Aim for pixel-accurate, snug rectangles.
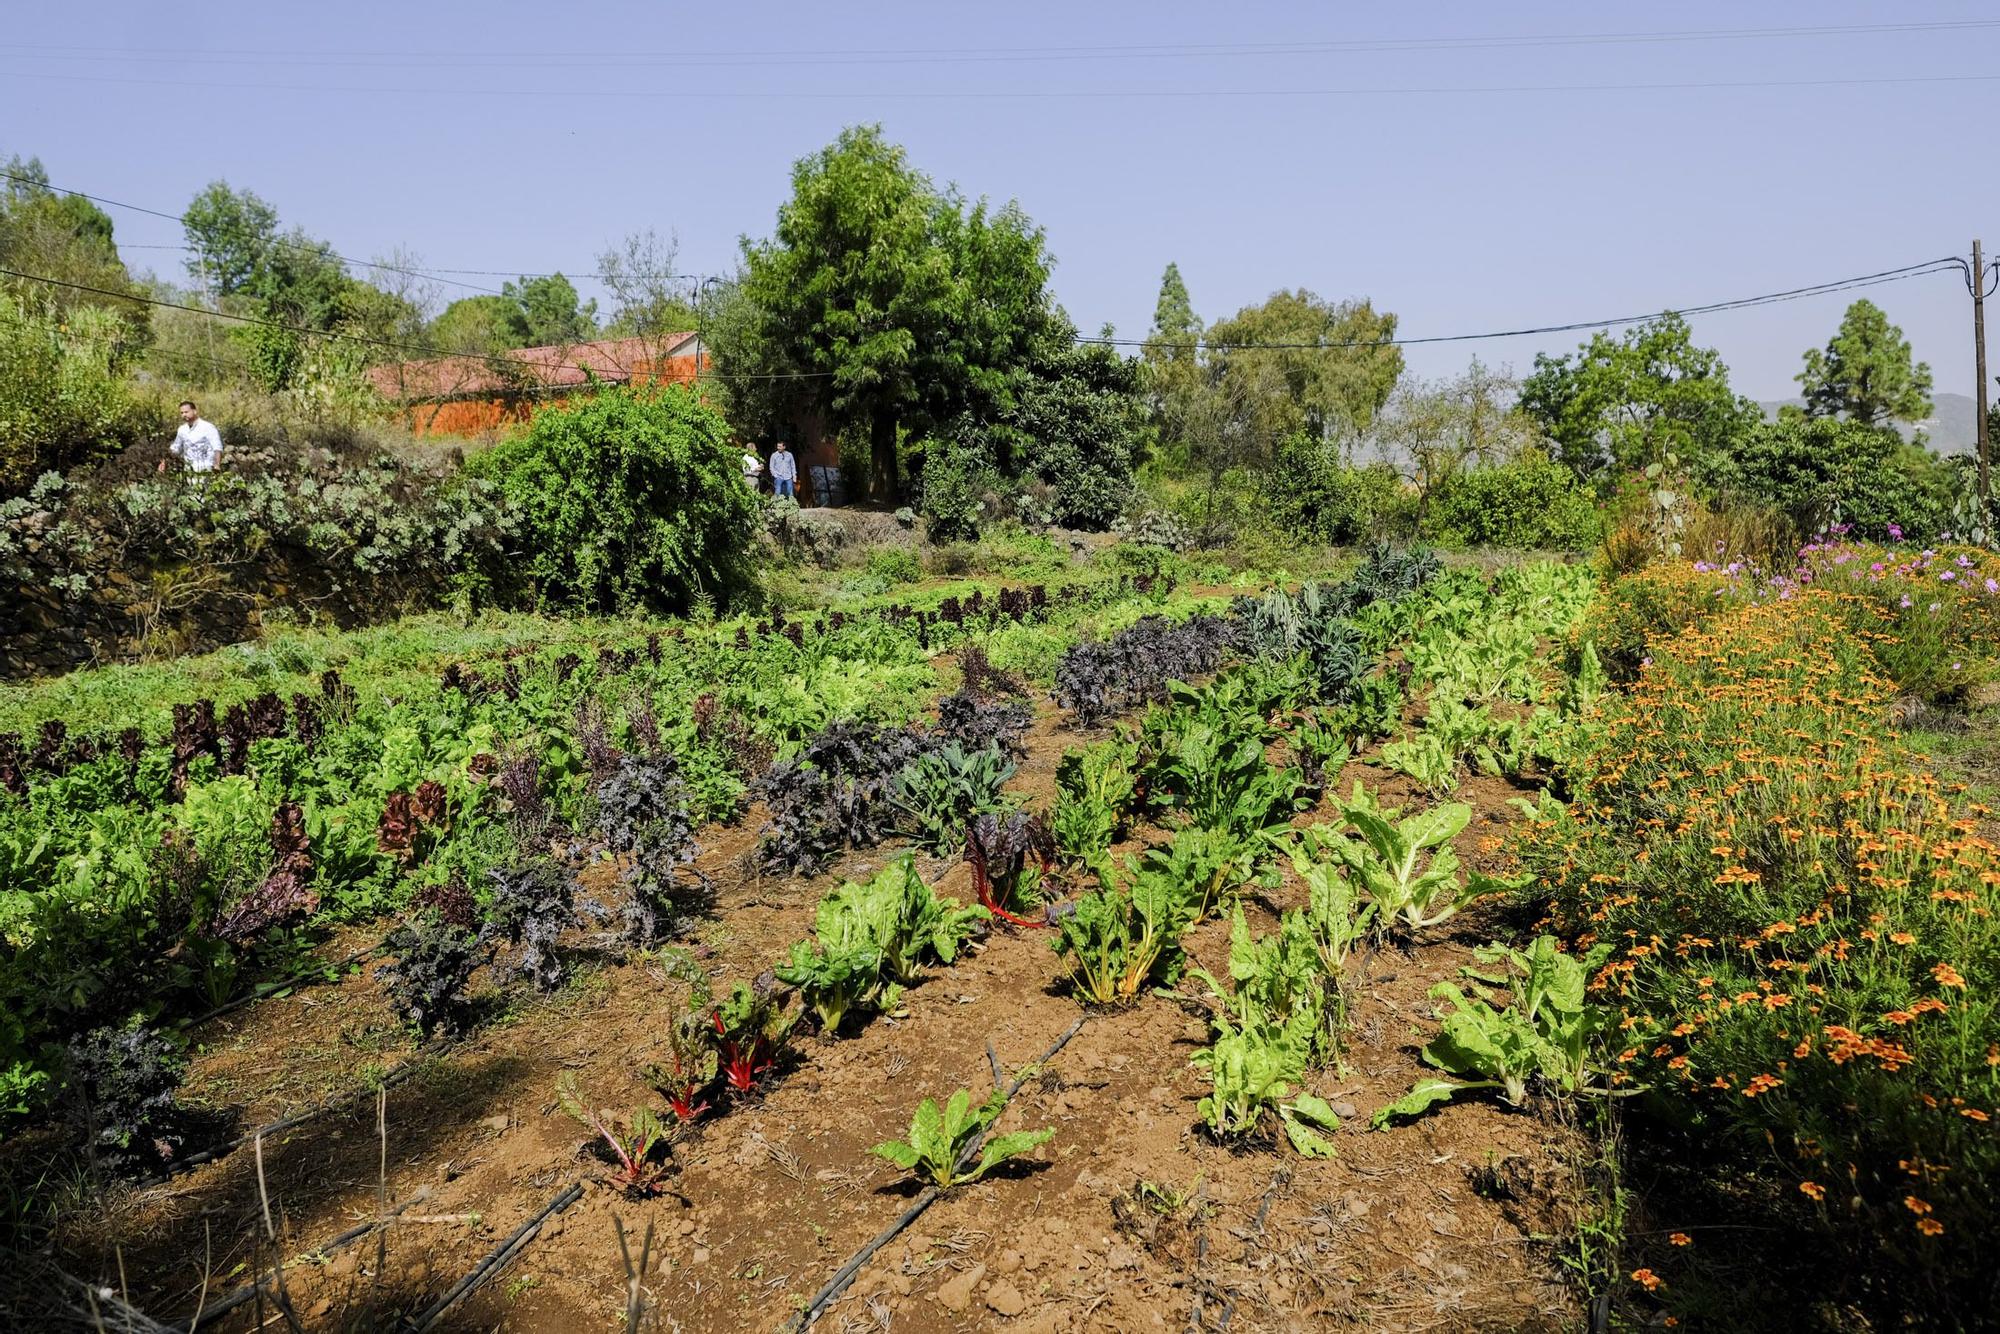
[392,356,708,440]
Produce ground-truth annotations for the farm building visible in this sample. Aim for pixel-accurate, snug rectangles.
[368,333,846,502]
[366,333,707,437]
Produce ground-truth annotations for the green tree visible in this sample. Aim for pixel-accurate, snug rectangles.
[503,273,597,347]
[958,315,1146,529]
[0,154,149,354]
[1141,262,1205,466]
[181,180,279,297]
[1205,290,1403,445]
[479,385,757,613]
[1797,298,1934,428]
[430,295,531,354]
[722,125,1054,503]
[1517,312,1758,478]
[1700,414,1960,543]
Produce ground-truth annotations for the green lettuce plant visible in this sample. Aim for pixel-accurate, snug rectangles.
[871,1087,1054,1188]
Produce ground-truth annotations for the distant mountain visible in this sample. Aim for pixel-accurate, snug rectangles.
[1756,392,1982,456]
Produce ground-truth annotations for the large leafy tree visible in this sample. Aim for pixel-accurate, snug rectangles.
[1797,298,1933,428]
[503,273,598,347]
[1518,312,1759,477]
[1205,290,1403,446]
[722,125,1053,503]
[182,180,280,297]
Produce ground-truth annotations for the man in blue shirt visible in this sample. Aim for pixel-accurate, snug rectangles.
[769,440,798,500]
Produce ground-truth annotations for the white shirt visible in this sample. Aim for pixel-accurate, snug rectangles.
[742,451,763,480]
[173,418,224,472]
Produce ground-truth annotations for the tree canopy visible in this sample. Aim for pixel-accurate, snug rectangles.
[1517,312,1759,477]
[1797,298,1933,428]
[720,125,1056,502]
[1205,290,1403,446]
[502,273,598,347]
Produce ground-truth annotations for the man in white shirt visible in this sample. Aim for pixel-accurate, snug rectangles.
[161,400,224,474]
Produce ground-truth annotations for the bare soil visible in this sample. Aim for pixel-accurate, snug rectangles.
[54,694,1586,1333]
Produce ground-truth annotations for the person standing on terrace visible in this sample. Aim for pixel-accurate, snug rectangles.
[160,399,223,474]
[769,440,797,499]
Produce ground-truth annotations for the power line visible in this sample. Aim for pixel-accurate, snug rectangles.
[2,254,1964,368]
[0,168,526,297]
[4,172,704,294]
[1084,260,1965,352]
[117,242,693,288]
[3,66,1997,102]
[5,17,1995,67]
[0,265,828,384]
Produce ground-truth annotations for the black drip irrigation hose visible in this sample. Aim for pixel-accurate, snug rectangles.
[177,1186,433,1332]
[781,1015,1087,1333]
[403,1182,583,1333]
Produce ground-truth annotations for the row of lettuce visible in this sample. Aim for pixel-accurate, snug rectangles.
[0,571,1196,1127]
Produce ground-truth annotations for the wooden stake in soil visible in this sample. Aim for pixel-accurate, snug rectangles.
[781,1015,1087,1333]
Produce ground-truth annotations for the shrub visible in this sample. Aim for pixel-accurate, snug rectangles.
[864,546,922,585]
[0,294,136,493]
[1265,440,1407,545]
[1700,415,1967,545]
[481,385,757,613]
[1424,451,1602,551]
[917,437,990,542]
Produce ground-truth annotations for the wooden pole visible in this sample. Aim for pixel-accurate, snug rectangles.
[1973,239,1991,529]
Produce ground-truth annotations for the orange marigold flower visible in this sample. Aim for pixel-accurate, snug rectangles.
[1963,1108,1991,1122]
[1904,1196,1932,1215]
[1669,1232,1692,1247]
[1917,1217,1945,1237]
[1932,963,1966,989]
[1889,931,1916,945]
[1800,1181,1826,1201]
[1631,1268,1664,1291]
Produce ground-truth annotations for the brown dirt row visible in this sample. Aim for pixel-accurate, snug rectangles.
[61,693,1586,1332]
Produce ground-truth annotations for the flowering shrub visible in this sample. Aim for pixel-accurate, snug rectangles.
[1579,538,2000,703]
[1525,590,2000,1309]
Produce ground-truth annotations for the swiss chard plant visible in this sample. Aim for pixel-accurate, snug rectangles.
[1302,786,1517,938]
[965,811,1056,927]
[1051,736,1139,863]
[1049,851,1201,1004]
[644,973,719,1122]
[774,857,987,1031]
[870,1087,1054,1189]
[1190,998,1341,1158]
[712,977,793,1094]
[1372,937,1615,1125]
[556,1071,673,1195]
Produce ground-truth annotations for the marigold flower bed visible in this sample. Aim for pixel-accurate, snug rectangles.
[1525,583,2000,1305]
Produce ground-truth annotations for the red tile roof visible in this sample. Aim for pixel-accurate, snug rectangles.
[367,333,698,401]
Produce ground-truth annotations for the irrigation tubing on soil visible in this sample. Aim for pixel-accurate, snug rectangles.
[403,1181,584,1332]
[185,941,385,1028]
[782,1014,1088,1332]
[177,1186,434,1332]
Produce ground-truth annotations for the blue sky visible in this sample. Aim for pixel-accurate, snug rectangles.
[4,1,1993,400]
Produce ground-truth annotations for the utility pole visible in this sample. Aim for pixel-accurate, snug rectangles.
[1973,238,1991,529]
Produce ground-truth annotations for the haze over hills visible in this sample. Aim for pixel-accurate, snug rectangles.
[1756,392,1982,455]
